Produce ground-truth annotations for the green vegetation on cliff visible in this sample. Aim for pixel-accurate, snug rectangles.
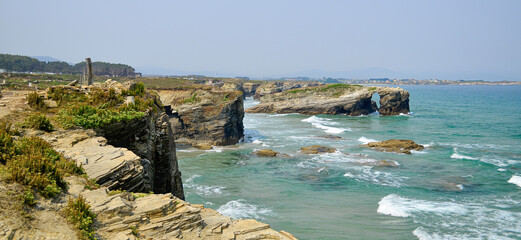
[64,195,97,240]
[0,121,84,198]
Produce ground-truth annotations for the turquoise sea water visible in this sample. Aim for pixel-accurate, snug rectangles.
[177,85,521,240]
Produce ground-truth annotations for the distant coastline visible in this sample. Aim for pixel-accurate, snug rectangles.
[340,79,521,86]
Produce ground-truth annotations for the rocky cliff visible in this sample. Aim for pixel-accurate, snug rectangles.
[158,88,244,148]
[0,85,297,240]
[246,84,410,116]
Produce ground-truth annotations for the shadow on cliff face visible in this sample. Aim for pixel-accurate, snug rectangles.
[96,113,185,200]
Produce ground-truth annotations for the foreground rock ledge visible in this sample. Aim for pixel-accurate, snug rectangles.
[67,177,298,240]
[365,139,424,154]
[246,85,409,116]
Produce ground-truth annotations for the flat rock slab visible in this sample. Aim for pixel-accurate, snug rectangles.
[300,145,337,154]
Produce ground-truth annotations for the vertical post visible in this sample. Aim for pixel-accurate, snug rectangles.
[85,57,93,85]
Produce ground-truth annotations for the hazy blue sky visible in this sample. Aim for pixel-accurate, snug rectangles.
[1,0,520,80]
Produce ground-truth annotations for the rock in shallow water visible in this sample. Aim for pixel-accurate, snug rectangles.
[253,149,280,157]
[300,145,337,154]
[366,139,424,154]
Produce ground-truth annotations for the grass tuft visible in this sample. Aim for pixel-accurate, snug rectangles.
[64,195,97,240]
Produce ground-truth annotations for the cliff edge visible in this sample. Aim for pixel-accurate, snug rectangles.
[158,87,244,148]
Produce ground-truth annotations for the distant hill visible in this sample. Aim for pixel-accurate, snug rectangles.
[31,56,65,63]
[0,53,136,77]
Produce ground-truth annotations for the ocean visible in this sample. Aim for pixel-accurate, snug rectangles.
[177,85,521,240]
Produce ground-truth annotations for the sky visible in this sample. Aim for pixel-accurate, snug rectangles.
[1,0,520,80]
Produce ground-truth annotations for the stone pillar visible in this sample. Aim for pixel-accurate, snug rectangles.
[85,58,93,85]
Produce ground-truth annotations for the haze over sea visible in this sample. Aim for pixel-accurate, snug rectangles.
[178,85,521,240]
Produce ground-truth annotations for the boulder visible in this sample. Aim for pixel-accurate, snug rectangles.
[253,149,279,157]
[366,139,424,154]
[300,145,337,154]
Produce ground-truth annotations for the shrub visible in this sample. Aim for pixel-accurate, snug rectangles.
[21,113,54,132]
[5,136,84,198]
[64,195,97,240]
[0,122,16,164]
[59,104,145,129]
[22,189,36,206]
[124,82,145,97]
[183,92,201,104]
[27,92,46,109]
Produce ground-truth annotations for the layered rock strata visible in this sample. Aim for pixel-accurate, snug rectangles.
[65,176,298,240]
[246,85,409,116]
[158,88,244,147]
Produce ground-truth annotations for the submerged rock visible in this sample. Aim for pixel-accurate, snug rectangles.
[317,135,345,140]
[366,139,424,154]
[300,145,337,154]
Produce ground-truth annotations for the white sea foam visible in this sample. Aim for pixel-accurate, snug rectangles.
[343,166,406,187]
[379,194,521,239]
[358,136,377,144]
[498,168,507,172]
[410,150,427,154]
[412,228,443,240]
[217,199,272,220]
[450,153,478,160]
[508,175,521,187]
[301,116,350,134]
[377,194,468,218]
[184,174,226,196]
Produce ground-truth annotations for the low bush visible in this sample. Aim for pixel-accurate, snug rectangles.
[27,92,46,109]
[64,195,97,240]
[21,113,54,132]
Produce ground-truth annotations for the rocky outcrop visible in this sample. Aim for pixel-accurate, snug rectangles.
[48,130,146,192]
[365,139,424,154]
[221,82,245,98]
[159,89,244,147]
[246,85,409,116]
[242,83,261,97]
[65,177,298,240]
[300,145,337,154]
[254,83,282,100]
[377,87,410,115]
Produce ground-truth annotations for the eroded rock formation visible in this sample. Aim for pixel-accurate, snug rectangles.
[246,85,410,116]
[159,88,244,147]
